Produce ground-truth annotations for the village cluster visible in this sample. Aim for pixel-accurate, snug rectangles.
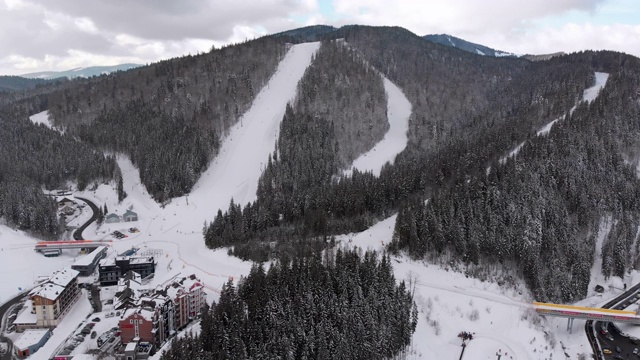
[2,193,206,359]
[6,245,206,359]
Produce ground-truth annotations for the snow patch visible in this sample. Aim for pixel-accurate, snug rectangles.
[475,49,485,56]
[28,110,53,129]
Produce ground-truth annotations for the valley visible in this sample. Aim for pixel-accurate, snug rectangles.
[1,24,640,360]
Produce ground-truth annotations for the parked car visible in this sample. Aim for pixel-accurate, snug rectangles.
[92,317,101,322]
[91,331,97,339]
[603,348,612,355]
[632,337,640,345]
[606,334,614,341]
[616,346,623,353]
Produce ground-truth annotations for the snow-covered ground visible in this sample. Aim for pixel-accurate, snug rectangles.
[343,77,412,177]
[28,110,53,129]
[337,214,640,359]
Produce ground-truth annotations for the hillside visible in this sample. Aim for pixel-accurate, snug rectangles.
[0,76,60,92]
[20,63,142,80]
[423,33,515,57]
[2,23,640,359]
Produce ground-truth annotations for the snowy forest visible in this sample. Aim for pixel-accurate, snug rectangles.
[2,24,640,350]
[204,27,640,303]
[160,250,417,360]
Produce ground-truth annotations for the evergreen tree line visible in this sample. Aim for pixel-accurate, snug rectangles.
[205,39,390,253]
[294,40,388,168]
[75,99,216,202]
[161,249,417,360]
[0,102,118,237]
[390,60,640,302]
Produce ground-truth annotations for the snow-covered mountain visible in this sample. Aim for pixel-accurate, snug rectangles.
[20,63,142,80]
[423,33,516,57]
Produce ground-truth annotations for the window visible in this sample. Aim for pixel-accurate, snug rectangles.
[139,319,143,324]
[130,319,133,324]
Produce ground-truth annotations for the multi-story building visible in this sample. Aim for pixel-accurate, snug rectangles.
[116,274,205,349]
[165,275,206,329]
[119,308,156,345]
[71,246,107,276]
[99,255,156,286]
[28,268,80,328]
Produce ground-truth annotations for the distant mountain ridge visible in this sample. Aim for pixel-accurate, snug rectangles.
[423,34,516,57]
[0,75,60,92]
[21,63,142,80]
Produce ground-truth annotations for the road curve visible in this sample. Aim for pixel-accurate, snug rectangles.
[585,281,640,359]
[73,197,99,240]
[0,291,29,360]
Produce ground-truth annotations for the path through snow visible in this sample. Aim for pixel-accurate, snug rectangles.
[501,72,609,163]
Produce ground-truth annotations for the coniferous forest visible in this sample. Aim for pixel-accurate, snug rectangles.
[161,250,417,360]
[205,27,640,303]
[3,24,640,357]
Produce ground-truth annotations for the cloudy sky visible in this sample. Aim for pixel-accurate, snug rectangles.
[1,0,639,75]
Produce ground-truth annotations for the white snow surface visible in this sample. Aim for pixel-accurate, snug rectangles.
[28,110,53,129]
[343,77,411,177]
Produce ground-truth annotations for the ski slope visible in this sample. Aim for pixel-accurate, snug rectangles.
[500,72,609,163]
[343,76,411,177]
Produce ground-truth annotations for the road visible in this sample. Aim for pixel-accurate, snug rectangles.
[585,281,640,359]
[73,197,99,240]
[0,292,28,360]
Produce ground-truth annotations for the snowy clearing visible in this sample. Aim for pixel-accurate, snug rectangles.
[343,76,412,177]
[28,110,53,129]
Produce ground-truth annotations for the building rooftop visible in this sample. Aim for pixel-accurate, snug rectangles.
[48,268,79,287]
[14,329,50,350]
[121,307,154,321]
[13,300,37,325]
[73,246,106,267]
[31,283,67,301]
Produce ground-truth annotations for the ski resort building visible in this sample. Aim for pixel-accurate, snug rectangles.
[23,268,80,330]
[99,255,156,286]
[116,274,205,349]
[123,209,138,222]
[71,246,107,276]
[105,213,121,223]
[14,329,51,358]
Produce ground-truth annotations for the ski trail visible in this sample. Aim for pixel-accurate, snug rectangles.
[501,72,609,162]
[343,77,412,177]
[168,42,320,229]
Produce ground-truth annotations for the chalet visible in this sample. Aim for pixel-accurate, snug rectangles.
[123,209,138,222]
[56,196,75,208]
[59,204,75,215]
[106,213,121,223]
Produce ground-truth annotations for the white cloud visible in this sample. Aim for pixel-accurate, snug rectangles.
[1,0,639,75]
